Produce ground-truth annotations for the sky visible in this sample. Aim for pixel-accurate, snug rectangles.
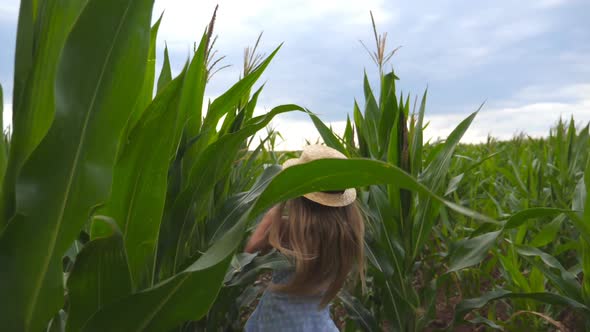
[0,0,589,149]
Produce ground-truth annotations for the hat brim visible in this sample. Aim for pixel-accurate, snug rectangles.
[282,158,300,169]
[281,158,357,207]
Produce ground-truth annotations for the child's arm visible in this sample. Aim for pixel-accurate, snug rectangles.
[244,204,283,253]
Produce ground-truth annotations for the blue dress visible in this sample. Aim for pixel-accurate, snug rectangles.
[244,269,339,331]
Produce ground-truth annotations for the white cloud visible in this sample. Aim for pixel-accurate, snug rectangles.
[424,83,590,143]
[537,0,570,8]
[251,116,347,151]
[0,2,18,21]
[3,103,11,131]
[153,0,394,50]
[250,83,590,148]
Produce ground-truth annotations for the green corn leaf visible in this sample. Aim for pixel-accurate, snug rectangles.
[447,230,502,273]
[503,207,571,229]
[515,244,582,302]
[224,250,290,287]
[1,0,89,225]
[343,114,355,151]
[528,215,563,247]
[66,217,133,332]
[362,72,380,158]
[178,32,208,167]
[160,104,305,273]
[101,73,185,290]
[447,206,575,273]
[208,165,281,244]
[157,44,172,93]
[410,89,427,176]
[353,100,368,157]
[0,0,153,330]
[126,12,163,133]
[338,290,381,332]
[466,316,504,331]
[454,289,590,323]
[245,85,264,121]
[422,109,479,192]
[11,0,35,114]
[386,106,403,222]
[378,71,398,157]
[412,110,479,259]
[251,158,495,224]
[582,238,590,304]
[497,253,531,292]
[584,157,590,228]
[80,201,249,332]
[198,45,282,145]
[444,173,464,196]
[308,112,348,156]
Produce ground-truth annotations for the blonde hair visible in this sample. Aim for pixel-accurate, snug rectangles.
[267,196,365,308]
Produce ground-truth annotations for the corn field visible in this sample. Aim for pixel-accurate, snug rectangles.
[0,1,588,331]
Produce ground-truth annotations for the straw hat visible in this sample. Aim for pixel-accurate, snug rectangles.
[282,144,356,207]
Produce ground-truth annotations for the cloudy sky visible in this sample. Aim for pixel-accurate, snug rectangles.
[1,0,589,149]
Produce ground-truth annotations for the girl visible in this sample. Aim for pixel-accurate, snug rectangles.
[244,145,365,332]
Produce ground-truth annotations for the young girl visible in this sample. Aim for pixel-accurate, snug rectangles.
[244,145,365,332]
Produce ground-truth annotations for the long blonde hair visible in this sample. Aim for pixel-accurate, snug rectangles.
[267,196,365,308]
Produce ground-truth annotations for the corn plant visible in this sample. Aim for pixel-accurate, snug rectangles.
[308,30,496,330]
[450,120,590,330]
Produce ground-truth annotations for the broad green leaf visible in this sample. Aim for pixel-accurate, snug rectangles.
[582,239,590,304]
[338,290,380,332]
[156,44,172,93]
[208,165,281,244]
[308,112,348,156]
[1,0,88,225]
[361,72,380,158]
[80,202,249,332]
[422,110,479,193]
[66,217,132,332]
[244,85,264,121]
[11,0,35,114]
[178,32,208,169]
[447,230,501,273]
[102,73,185,289]
[497,253,531,292]
[224,250,290,286]
[126,13,163,133]
[353,100,368,157]
[528,215,563,247]
[455,289,590,323]
[584,157,590,228]
[251,158,495,224]
[466,316,504,330]
[344,115,355,151]
[378,71,398,156]
[573,174,586,216]
[198,45,282,144]
[503,208,570,229]
[583,159,590,303]
[160,104,305,273]
[444,173,464,196]
[412,110,479,259]
[0,0,153,330]
[410,89,426,177]
[515,244,582,302]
